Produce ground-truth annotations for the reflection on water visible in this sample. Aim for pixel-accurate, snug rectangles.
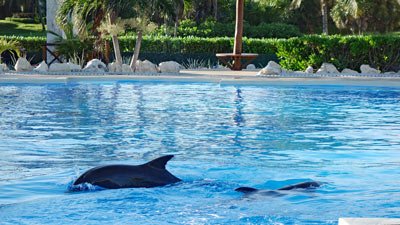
[0,83,400,224]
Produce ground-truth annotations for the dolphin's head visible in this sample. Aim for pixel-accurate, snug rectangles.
[235,187,258,193]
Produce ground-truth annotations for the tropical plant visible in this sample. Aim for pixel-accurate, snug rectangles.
[57,0,137,65]
[57,0,178,68]
[0,39,21,63]
[288,0,334,34]
[331,0,400,34]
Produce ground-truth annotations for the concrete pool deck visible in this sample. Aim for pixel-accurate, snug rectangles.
[1,69,400,86]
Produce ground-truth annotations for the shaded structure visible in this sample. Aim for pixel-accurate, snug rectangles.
[216,0,258,70]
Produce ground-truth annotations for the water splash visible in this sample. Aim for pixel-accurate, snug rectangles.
[67,180,104,192]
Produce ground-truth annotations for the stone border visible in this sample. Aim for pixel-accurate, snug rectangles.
[1,70,400,87]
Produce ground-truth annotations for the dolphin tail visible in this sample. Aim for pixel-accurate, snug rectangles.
[235,187,258,193]
[145,155,175,169]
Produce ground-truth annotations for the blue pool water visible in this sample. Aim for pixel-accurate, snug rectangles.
[0,81,399,224]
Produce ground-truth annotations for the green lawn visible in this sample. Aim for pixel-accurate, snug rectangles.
[0,20,46,37]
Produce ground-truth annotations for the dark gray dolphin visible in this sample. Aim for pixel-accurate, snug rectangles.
[73,155,181,189]
[235,181,321,196]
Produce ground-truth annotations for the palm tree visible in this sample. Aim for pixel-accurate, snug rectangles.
[331,0,400,33]
[57,0,139,65]
[290,0,332,34]
[58,0,178,67]
[128,0,177,71]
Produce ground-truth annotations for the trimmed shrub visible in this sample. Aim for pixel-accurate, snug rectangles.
[118,36,279,55]
[276,35,400,72]
[1,35,399,72]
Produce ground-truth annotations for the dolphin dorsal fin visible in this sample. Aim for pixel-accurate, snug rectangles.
[145,155,174,169]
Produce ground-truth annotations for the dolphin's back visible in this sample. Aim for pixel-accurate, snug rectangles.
[73,155,181,189]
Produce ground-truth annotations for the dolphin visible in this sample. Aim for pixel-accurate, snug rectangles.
[235,181,321,196]
[73,155,181,189]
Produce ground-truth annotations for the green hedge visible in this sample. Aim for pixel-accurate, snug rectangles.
[276,35,400,72]
[118,36,278,54]
[1,35,399,72]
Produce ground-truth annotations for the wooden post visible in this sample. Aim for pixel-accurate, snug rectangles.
[233,0,244,70]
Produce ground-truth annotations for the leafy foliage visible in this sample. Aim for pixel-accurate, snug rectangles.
[276,35,400,72]
[0,38,21,63]
[1,35,400,72]
[153,19,302,38]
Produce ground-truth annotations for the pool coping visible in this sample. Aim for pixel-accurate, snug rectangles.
[338,218,400,225]
[1,70,400,86]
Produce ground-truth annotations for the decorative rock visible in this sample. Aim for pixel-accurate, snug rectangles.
[360,64,380,74]
[257,61,281,75]
[316,63,339,74]
[33,61,48,72]
[83,59,107,72]
[384,71,396,75]
[246,64,256,70]
[49,63,71,72]
[67,62,81,72]
[122,64,132,73]
[0,63,8,73]
[341,68,359,74]
[135,60,158,73]
[15,57,33,72]
[107,62,121,72]
[158,61,182,73]
[305,66,314,73]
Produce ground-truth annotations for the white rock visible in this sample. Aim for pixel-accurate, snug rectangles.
[305,66,314,73]
[122,64,132,73]
[33,61,48,72]
[67,62,81,72]
[384,71,396,75]
[83,59,107,72]
[246,64,256,70]
[158,61,182,73]
[316,63,339,74]
[341,68,359,74]
[15,57,33,72]
[135,60,158,73]
[0,63,8,73]
[108,62,120,72]
[257,61,281,75]
[49,63,71,72]
[360,64,380,74]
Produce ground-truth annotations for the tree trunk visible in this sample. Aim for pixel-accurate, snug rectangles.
[130,31,142,72]
[174,15,178,37]
[321,0,329,35]
[213,0,218,20]
[108,12,122,65]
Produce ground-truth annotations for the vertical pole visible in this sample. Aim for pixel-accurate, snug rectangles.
[233,0,243,55]
[233,0,244,70]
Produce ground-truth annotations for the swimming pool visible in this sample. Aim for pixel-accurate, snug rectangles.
[0,81,399,224]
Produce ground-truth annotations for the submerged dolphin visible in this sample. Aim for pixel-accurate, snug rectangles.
[235,181,321,196]
[73,155,181,189]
